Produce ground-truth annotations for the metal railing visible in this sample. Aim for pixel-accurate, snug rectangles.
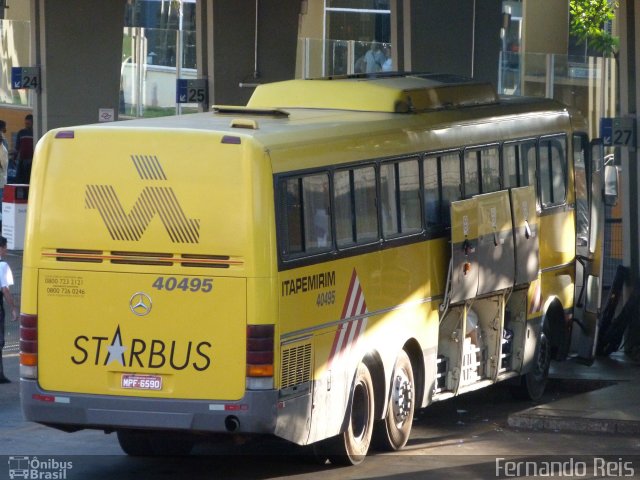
[297,38,393,79]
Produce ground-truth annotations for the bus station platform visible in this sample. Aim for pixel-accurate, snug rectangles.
[2,249,640,436]
[509,350,640,435]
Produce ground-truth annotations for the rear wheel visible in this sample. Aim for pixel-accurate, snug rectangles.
[322,362,375,466]
[117,430,194,456]
[373,350,415,451]
[511,327,551,401]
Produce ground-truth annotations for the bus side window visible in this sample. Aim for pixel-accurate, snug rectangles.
[334,166,379,247]
[503,143,519,188]
[335,169,356,248]
[423,155,440,228]
[353,166,378,243]
[302,174,332,252]
[381,158,421,238]
[283,177,303,254]
[480,145,500,193]
[466,145,499,195]
[440,151,462,226]
[539,136,567,207]
[503,140,537,188]
[380,162,399,236]
[463,149,480,197]
[398,159,421,234]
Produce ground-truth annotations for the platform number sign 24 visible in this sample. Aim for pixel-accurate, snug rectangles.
[11,67,40,90]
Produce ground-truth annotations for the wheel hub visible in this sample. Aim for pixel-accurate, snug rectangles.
[392,372,413,424]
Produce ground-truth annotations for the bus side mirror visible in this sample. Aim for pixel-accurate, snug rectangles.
[604,165,619,206]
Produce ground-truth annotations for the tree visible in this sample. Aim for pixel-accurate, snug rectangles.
[569,0,619,56]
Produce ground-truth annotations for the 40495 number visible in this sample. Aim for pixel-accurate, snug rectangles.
[152,276,213,293]
[316,290,336,307]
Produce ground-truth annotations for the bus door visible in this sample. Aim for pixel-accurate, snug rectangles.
[571,138,606,362]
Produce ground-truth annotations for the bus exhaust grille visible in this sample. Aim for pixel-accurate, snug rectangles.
[110,251,173,266]
[281,343,312,389]
[45,250,243,268]
[180,254,234,268]
[53,249,103,263]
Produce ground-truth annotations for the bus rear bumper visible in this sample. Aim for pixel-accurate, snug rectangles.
[21,379,279,435]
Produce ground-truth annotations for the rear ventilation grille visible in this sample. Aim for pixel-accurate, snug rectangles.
[281,343,312,389]
[53,249,103,263]
[44,250,243,269]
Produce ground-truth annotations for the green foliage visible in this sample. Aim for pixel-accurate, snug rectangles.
[569,0,619,56]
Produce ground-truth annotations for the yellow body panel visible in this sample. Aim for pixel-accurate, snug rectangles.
[23,127,277,398]
[278,240,446,399]
[38,270,246,400]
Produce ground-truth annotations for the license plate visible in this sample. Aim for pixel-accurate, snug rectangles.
[121,374,163,391]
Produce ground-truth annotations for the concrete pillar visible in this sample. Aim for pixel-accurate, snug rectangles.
[618,0,639,281]
[618,0,640,357]
[522,0,568,55]
[407,0,501,86]
[199,0,300,107]
[30,0,126,140]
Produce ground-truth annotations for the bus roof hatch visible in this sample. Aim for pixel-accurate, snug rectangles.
[246,74,498,113]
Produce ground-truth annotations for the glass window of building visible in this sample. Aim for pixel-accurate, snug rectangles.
[124,0,196,69]
[324,1,392,75]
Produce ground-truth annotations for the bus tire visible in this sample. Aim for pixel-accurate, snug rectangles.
[511,326,551,401]
[117,429,194,456]
[325,362,375,466]
[117,430,154,456]
[373,350,415,451]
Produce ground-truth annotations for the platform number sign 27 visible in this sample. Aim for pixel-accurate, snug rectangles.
[11,67,40,90]
[601,117,637,148]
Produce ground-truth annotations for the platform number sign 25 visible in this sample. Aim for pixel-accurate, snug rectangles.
[176,79,208,104]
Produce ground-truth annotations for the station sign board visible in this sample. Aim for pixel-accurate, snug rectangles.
[601,117,637,148]
[176,79,208,104]
[11,67,40,90]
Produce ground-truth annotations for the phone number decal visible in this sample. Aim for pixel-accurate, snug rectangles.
[43,275,86,297]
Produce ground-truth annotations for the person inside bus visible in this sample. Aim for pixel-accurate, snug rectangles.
[313,208,330,249]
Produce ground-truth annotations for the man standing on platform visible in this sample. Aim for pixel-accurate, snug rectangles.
[0,236,17,383]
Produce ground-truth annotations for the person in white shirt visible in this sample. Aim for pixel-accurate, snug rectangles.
[0,236,17,384]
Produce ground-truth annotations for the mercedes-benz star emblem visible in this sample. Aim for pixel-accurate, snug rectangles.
[129,292,152,316]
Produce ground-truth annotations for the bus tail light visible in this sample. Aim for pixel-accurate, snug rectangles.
[246,324,274,390]
[20,314,38,379]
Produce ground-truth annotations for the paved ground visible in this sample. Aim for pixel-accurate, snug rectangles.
[2,249,640,478]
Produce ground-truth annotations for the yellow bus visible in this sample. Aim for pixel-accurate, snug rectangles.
[20,73,610,464]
